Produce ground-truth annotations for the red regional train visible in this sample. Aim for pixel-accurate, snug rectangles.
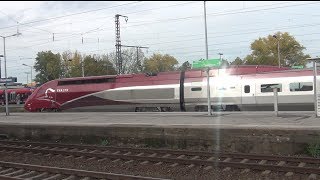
[24,65,296,112]
[0,88,33,105]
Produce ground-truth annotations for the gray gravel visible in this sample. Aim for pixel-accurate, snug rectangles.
[0,151,311,180]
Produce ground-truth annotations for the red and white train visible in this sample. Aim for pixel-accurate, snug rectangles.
[0,88,33,105]
[24,65,316,112]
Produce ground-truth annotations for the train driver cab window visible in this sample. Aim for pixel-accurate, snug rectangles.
[261,83,282,93]
[244,85,250,93]
[290,82,313,91]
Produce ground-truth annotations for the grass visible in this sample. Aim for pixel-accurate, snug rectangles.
[100,139,109,146]
[306,143,320,158]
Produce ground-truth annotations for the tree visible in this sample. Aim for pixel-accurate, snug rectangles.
[108,48,146,74]
[67,50,83,78]
[82,54,116,76]
[34,51,62,84]
[243,32,310,67]
[230,57,243,65]
[65,51,116,77]
[179,61,192,71]
[143,53,178,73]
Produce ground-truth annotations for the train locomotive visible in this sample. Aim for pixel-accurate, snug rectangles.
[24,65,316,112]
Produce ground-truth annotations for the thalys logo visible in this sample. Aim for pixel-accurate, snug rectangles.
[45,88,55,99]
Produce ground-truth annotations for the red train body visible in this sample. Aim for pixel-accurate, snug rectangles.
[24,65,290,112]
[0,87,34,105]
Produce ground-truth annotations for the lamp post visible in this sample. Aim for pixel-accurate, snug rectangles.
[203,1,211,116]
[0,32,22,116]
[24,72,30,84]
[22,64,32,84]
[273,34,281,68]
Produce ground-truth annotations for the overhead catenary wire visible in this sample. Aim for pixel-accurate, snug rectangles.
[0,1,316,52]
[0,1,318,65]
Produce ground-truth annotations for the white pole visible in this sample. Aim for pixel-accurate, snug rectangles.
[313,60,317,117]
[3,37,9,116]
[30,66,33,84]
[277,40,281,68]
[204,1,211,115]
[273,88,278,116]
[207,68,211,115]
[81,59,84,77]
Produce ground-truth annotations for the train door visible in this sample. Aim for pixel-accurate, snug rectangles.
[10,91,16,104]
[241,82,256,105]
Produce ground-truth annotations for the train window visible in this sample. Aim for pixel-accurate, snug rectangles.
[58,78,115,86]
[261,83,282,93]
[191,87,202,91]
[290,82,313,91]
[244,85,250,93]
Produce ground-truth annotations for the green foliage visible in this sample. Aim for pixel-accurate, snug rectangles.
[244,32,310,67]
[306,143,320,158]
[34,49,179,83]
[230,57,243,65]
[143,53,179,73]
[34,51,62,84]
[82,55,114,76]
[62,51,117,78]
[100,139,109,146]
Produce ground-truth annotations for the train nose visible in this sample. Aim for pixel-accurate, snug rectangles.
[24,102,32,111]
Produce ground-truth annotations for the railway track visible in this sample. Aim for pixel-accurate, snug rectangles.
[0,161,167,180]
[0,140,319,178]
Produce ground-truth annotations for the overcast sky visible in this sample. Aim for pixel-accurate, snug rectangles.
[0,1,319,84]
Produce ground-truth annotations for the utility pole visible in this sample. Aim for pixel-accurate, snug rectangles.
[115,14,128,75]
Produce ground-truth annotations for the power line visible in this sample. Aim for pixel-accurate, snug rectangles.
[1,2,320,57]
[116,2,320,29]
[0,1,198,37]
[0,1,307,36]
[0,9,53,34]
[0,1,316,49]
[5,19,320,55]
[0,1,142,30]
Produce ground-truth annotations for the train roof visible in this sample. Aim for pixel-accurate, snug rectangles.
[55,65,291,82]
[240,68,315,79]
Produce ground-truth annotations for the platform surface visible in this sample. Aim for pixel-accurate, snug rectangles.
[0,111,318,129]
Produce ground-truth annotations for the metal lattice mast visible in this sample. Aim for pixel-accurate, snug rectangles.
[115,14,128,75]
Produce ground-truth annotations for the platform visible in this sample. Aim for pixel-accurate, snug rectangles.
[0,111,318,155]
